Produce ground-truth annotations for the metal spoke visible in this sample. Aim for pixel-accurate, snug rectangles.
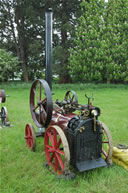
[40,98,47,105]
[45,144,53,149]
[48,148,55,153]
[55,155,59,172]
[33,88,39,101]
[71,95,74,102]
[55,148,64,156]
[68,93,71,100]
[102,148,108,158]
[56,138,62,148]
[47,131,54,147]
[33,105,39,111]
[55,152,64,171]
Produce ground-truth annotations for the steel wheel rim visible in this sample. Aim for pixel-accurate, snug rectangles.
[30,79,53,128]
[44,125,70,174]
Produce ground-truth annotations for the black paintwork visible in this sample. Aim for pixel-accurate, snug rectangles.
[66,116,106,172]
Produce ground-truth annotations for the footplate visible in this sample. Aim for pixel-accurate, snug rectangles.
[76,158,107,172]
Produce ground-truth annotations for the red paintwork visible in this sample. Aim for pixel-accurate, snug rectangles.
[44,106,74,174]
[49,106,75,131]
[25,124,33,149]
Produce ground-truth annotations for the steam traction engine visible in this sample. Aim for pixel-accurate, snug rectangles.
[25,79,113,175]
[0,90,9,127]
[25,9,113,177]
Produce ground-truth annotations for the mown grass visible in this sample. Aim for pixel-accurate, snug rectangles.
[0,82,128,193]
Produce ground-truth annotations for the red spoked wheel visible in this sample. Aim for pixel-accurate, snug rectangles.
[44,125,70,175]
[100,122,113,165]
[25,123,36,151]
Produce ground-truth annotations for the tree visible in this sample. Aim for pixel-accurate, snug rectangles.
[101,0,128,83]
[0,0,45,82]
[0,0,28,81]
[69,0,105,82]
[0,49,19,82]
[69,0,128,83]
[52,0,82,83]
[0,0,82,83]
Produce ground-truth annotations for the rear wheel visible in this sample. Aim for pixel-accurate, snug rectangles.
[100,122,113,165]
[44,125,70,174]
[30,79,53,128]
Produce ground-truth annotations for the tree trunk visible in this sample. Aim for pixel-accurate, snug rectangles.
[14,3,29,82]
[6,1,20,59]
[20,46,28,82]
[59,73,72,84]
[107,79,111,84]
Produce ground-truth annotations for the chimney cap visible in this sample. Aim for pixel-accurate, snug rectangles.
[46,8,53,12]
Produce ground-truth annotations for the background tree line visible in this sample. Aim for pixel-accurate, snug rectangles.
[0,0,82,83]
[0,0,128,83]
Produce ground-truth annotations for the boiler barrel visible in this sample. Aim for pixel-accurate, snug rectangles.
[50,109,75,131]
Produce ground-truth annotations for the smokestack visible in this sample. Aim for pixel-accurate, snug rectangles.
[45,8,53,90]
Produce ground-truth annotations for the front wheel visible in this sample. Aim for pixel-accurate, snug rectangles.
[44,125,70,175]
[25,123,36,151]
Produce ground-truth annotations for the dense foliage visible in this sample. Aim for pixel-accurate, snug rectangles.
[0,49,19,82]
[69,0,128,83]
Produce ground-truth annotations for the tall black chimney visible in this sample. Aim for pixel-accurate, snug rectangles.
[45,9,53,90]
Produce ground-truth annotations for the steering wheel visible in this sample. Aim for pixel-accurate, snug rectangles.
[30,79,53,128]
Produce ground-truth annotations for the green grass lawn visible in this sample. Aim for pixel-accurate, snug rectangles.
[0,82,128,193]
